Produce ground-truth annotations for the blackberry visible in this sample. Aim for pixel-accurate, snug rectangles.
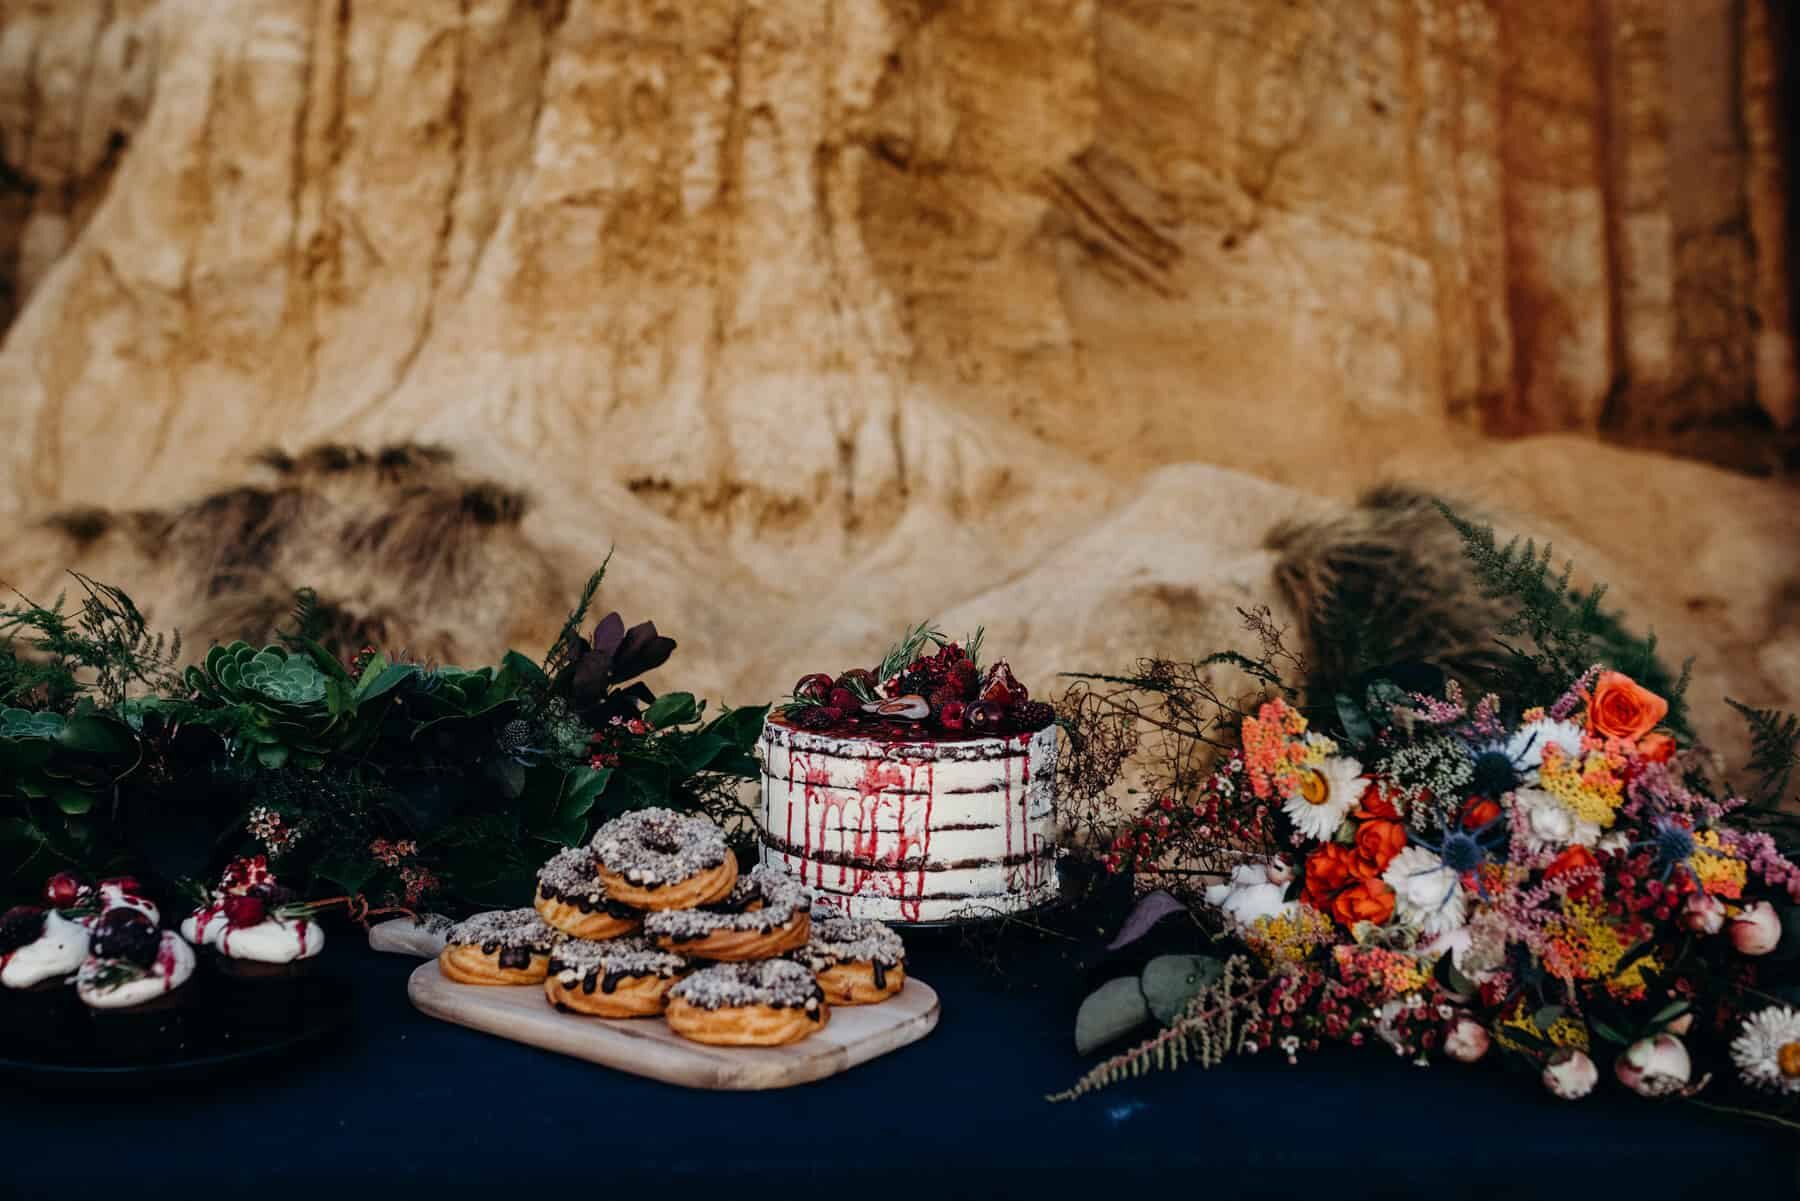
[1012,700,1056,732]
[497,719,535,755]
[795,706,837,731]
[90,909,159,966]
[927,683,965,717]
[0,905,46,955]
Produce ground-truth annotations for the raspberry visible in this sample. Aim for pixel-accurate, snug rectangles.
[90,909,159,966]
[1012,700,1056,732]
[0,906,47,955]
[223,895,268,928]
[43,871,89,908]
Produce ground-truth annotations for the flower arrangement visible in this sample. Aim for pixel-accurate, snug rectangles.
[0,559,764,915]
[1054,510,1800,1129]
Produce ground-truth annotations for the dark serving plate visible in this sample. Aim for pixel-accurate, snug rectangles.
[0,974,353,1094]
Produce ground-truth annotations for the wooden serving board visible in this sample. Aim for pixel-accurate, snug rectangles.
[407,962,940,1091]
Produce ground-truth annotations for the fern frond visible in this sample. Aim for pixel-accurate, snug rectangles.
[1049,956,1267,1102]
[1725,698,1800,809]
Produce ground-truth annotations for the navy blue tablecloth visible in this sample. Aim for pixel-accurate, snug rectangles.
[5,937,1793,1200]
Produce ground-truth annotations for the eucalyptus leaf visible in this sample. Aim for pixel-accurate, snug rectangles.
[1074,976,1152,1054]
[1141,954,1224,1025]
[1531,1004,1565,1031]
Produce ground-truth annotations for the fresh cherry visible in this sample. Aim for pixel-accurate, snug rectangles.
[43,871,90,908]
[939,701,968,732]
[827,687,857,713]
[222,895,267,928]
[793,673,834,703]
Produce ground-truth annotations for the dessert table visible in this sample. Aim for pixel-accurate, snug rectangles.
[5,936,1792,1200]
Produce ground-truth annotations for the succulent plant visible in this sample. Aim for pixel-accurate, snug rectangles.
[554,611,676,725]
[184,642,341,769]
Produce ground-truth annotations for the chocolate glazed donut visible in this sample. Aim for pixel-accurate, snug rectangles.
[643,864,812,962]
[664,960,829,1047]
[590,808,738,911]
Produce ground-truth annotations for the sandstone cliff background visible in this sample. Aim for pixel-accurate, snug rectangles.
[0,0,1796,762]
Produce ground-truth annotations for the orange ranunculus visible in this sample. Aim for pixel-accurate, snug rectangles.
[1330,877,1397,926]
[1588,671,1669,742]
[1637,731,1677,763]
[1354,819,1408,871]
[1460,797,1502,830]
[1544,845,1599,880]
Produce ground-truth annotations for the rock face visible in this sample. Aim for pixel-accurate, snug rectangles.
[0,1,1795,766]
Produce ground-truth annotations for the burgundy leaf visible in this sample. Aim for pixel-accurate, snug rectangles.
[590,612,626,658]
[1105,889,1188,950]
[569,647,615,703]
[612,620,676,682]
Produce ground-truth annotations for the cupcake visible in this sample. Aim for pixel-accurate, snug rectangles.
[0,905,89,1054]
[181,856,323,1031]
[76,910,197,1058]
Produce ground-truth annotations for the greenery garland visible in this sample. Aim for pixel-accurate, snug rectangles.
[0,559,765,912]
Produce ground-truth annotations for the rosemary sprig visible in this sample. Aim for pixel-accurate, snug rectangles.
[874,620,943,690]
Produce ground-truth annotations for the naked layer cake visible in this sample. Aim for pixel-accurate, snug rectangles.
[760,625,1058,923]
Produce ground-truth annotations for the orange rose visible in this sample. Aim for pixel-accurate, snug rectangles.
[1330,878,1397,926]
[1587,671,1668,742]
[1303,845,1360,910]
[1354,819,1408,871]
[1356,780,1403,820]
[1637,731,1676,763]
[1460,797,1502,830]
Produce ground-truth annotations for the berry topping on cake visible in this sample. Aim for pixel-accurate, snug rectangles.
[777,622,1050,739]
[90,910,160,966]
[0,905,48,954]
[98,875,144,896]
[222,895,267,929]
[43,872,91,909]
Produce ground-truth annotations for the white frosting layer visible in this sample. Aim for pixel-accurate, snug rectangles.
[1,910,90,989]
[182,906,324,963]
[759,718,1058,923]
[77,931,195,1009]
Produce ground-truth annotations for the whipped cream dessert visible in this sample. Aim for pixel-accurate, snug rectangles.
[182,907,323,963]
[0,908,90,990]
[760,717,1058,923]
[77,929,195,1009]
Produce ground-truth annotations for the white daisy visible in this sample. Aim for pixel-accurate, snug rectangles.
[1505,718,1585,783]
[1509,787,1600,853]
[1383,845,1466,936]
[1731,1005,1800,1096]
[1281,756,1368,842]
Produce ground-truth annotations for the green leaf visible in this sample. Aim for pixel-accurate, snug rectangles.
[315,853,376,895]
[256,744,290,769]
[1649,1000,1690,1028]
[645,691,701,729]
[55,714,134,755]
[704,704,770,748]
[1612,940,1656,978]
[1434,949,1477,997]
[355,661,417,706]
[1590,1019,1631,1046]
[1141,954,1224,1025]
[564,766,613,813]
[499,651,550,692]
[53,787,96,815]
[1531,1004,1565,1031]
[672,732,728,773]
[1074,977,1152,1055]
[297,636,356,687]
